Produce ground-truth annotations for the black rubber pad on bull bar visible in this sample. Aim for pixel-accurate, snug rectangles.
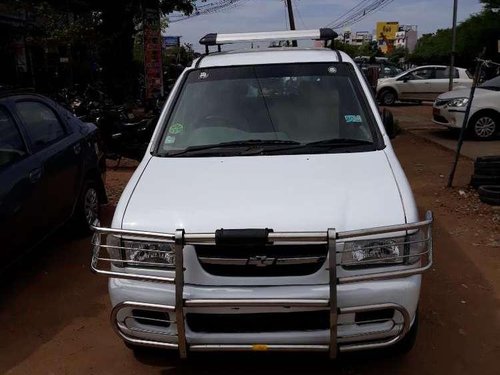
[215,228,273,246]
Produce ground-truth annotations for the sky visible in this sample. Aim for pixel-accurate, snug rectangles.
[164,0,484,52]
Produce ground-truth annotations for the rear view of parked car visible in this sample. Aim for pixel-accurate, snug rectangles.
[377,65,473,105]
[0,91,107,271]
[433,75,500,140]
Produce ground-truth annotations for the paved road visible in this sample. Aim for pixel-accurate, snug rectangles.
[0,132,498,374]
[388,103,500,159]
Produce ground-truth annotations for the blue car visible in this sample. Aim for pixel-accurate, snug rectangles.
[0,90,107,270]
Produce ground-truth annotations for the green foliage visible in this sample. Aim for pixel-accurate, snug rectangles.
[410,9,500,68]
[332,40,383,59]
[480,0,500,9]
[334,41,359,57]
[386,46,408,64]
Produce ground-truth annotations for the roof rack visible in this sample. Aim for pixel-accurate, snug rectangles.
[199,28,338,54]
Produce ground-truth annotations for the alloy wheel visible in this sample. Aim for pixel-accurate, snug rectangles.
[382,91,396,105]
[84,187,99,227]
[474,116,496,139]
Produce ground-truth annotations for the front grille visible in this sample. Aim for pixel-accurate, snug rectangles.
[195,244,327,277]
[187,311,330,333]
[433,114,449,123]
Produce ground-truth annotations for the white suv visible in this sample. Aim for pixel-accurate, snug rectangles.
[91,29,433,359]
[377,65,473,105]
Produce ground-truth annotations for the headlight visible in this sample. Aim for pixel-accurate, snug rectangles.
[342,231,425,268]
[106,237,175,268]
[447,98,469,107]
[123,240,176,268]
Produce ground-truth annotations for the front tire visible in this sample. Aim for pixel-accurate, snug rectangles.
[73,180,100,234]
[469,112,498,140]
[379,89,397,106]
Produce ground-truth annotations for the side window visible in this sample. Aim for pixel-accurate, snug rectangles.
[413,68,434,80]
[15,101,66,150]
[0,107,27,168]
[436,68,459,79]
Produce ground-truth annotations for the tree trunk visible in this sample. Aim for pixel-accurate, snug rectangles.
[99,0,140,102]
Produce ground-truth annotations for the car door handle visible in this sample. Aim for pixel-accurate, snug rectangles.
[29,168,42,183]
[73,143,82,155]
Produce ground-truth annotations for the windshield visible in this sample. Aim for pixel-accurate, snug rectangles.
[157,63,379,156]
[480,76,500,90]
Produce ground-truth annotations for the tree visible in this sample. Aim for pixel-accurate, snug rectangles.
[333,41,359,58]
[409,8,500,68]
[480,0,500,9]
[4,0,198,100]
[386,46,408,64]
[94,0,197,101]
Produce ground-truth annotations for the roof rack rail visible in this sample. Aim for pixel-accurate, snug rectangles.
[199,29,338,54]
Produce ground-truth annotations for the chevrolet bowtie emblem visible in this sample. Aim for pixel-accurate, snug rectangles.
[247,256,276,267]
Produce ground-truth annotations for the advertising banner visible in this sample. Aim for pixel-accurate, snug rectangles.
[143,7,163,100]
[376,22,399,41]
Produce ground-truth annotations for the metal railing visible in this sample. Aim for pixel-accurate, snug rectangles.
[91,211,433,358]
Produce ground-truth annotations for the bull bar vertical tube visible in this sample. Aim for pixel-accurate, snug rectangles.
[175,229,187,359]
[328,228,337,359]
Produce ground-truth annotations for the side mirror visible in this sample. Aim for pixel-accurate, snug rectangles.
[382,109,396,139]
[402,75,410,82]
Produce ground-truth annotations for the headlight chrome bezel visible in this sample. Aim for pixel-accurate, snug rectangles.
[106,236,176,269]
[341,230,425,269]
[121,240,176,269]
[447,97,469,107]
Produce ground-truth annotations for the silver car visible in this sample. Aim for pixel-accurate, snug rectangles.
[377,65,473,105]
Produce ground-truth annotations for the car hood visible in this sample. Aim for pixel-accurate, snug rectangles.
[121,151,406,233]
[437,87,490,100]
[377,77,395,85]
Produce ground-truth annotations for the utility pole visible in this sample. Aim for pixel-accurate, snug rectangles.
[449,0,458,91]
[286,0,297,47]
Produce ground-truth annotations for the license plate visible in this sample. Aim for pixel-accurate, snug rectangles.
[433,107,440,116]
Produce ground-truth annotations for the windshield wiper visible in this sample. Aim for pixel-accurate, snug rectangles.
[162,139,301,157]
[305,138,373,147]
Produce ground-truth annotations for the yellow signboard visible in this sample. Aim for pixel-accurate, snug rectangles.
[376,22,399,41]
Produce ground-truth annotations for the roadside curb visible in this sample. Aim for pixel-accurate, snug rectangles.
[400,128,475,162]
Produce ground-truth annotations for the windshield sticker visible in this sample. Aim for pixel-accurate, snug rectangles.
[199,71,209,80]
[345,115,362,123]
[328,66,337,74]
[169,123,184,134]
[165,135,176,144]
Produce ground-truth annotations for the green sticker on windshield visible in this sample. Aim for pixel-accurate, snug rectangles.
[169,123,184,134]
[345,115,362,123]
[165,135,175,144]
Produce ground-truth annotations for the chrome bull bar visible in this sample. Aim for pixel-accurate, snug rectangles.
[92,211,433,358]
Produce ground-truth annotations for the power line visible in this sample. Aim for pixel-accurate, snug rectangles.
[325,0,395,30]
[292,0,307,29]
[325,0,372,28]
[169,0,248,23]
[283,1,289,30]
[169,0,395,30]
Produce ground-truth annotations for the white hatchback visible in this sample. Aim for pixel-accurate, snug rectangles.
[433,75,500,140]
[377,65,473,105]
[91,29,433,359]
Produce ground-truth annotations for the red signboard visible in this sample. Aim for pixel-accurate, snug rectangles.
[143,7,163,100]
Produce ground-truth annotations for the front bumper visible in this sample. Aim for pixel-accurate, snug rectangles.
[109,276,419,353]
[433,106,466,129]
[91,211,433,358]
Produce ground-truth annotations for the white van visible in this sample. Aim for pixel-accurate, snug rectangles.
[91,29,433,359]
